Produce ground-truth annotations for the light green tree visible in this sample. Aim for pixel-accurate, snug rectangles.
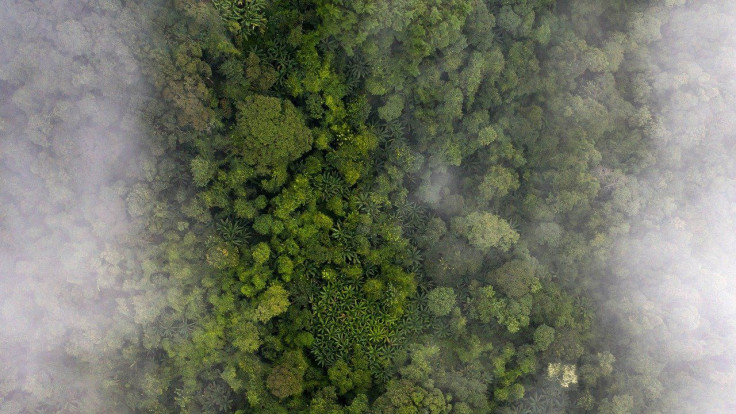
[451,211,519,251]
[233,95,313,174]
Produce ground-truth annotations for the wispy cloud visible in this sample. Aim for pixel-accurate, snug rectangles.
[0,1,147,411]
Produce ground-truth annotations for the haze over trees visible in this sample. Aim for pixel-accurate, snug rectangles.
[1,0,734,413]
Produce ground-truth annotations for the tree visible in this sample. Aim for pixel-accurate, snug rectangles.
[427,287,457,317]
[232,95,313,174]
[451,211,519,252]
[378,94,405,122]
[191,156,217,187]
[489,259,540,299]
[255,284,290,323]
[231,320,261,353]
[371,379,450,414]
[328,360,354,395]
[467,284,534,333]
[266,350,309,400]
[267,365,303,399]
[206,242,240,270]
[251,242,271,265]
[533,325,555,351]
[598,395,634,414]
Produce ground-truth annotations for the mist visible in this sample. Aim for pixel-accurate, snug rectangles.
[0,1,150,411]
[602,1,736,412]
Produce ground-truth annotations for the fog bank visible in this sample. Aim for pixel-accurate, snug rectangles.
[0,1,148,411]
[605,1,736,412]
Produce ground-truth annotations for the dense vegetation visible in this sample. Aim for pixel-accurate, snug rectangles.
[1,0,734,412]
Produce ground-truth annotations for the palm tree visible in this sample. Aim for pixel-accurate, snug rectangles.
[198,382,233,414]
[347,54,370,80]
[215,217,250,246]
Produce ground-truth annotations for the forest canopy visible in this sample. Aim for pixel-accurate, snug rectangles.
[1,0,735,413]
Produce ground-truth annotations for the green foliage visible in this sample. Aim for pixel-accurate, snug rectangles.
[267,365,303,399]
[451,211,519,252]
[378,94,405,122]
[7,0,709,412]
[212,0,267,36]
[251,242,271,265]
[533,325,556,352]
[191,156,217,187]
[252,214,273,235]
[232,320,261,353]
[426,287,456,317]
[490,260,540,299]
[198,382,233,413]
[327,359,371,396]
[467,283,533,334]
[216,217,250,246]
[310,281,413,378]
[232,95,313,175]
[206,242,240,269]
[372,379,451,414]
[255,284,290,323]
